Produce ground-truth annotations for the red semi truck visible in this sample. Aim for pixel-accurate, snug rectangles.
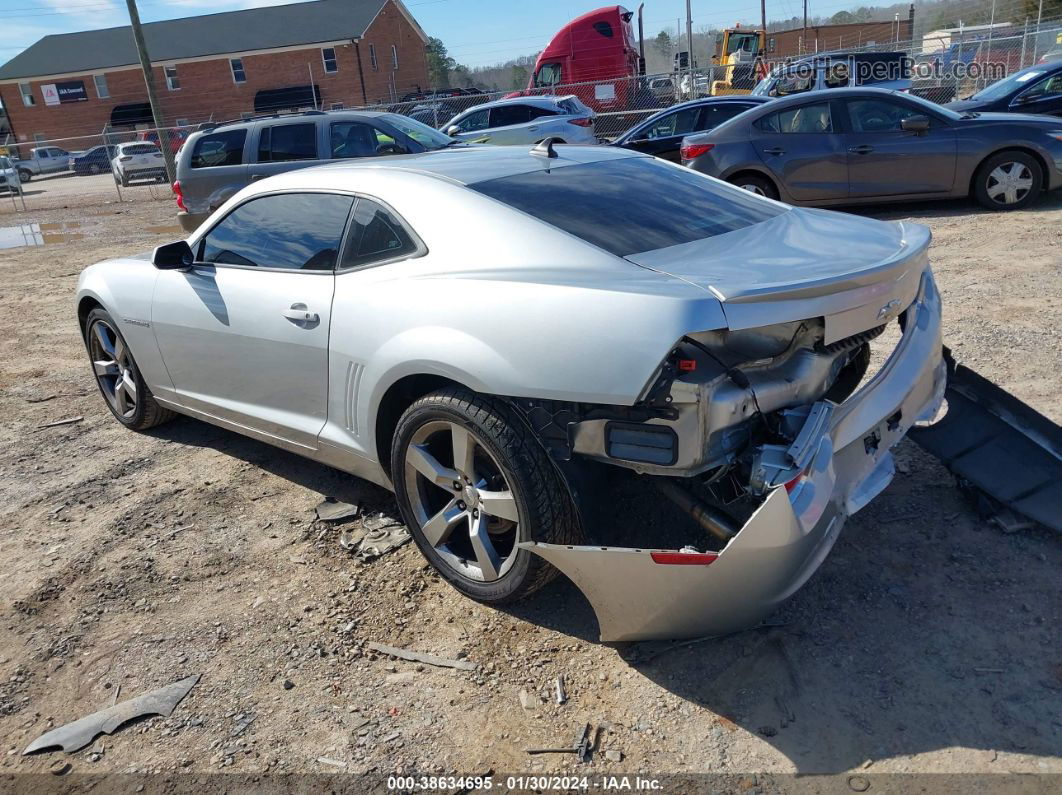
[521,6,642,112]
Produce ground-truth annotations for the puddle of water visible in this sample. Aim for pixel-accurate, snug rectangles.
[0,224,44,249]
[0,223,88,249]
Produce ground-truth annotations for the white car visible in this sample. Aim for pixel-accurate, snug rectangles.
[0,156,23,195]
[111,142,166,187]
[443,95,597,145]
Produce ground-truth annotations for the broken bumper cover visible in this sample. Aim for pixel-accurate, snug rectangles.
[523,270,946,642]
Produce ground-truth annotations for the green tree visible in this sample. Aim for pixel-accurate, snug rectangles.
[830,10,855,23]
[1026,0,1061,20]
[510,64,529,89]
[426,37,456,89]
[653,30,673,56]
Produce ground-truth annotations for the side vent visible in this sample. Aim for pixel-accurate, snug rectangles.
[343,361,365,435]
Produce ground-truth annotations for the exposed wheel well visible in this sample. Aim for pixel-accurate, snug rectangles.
[77,297,103,338]
[374,374,464,478]
[968,147,1048,197]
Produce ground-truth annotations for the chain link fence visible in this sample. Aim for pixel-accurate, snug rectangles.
[2,20,1059,218]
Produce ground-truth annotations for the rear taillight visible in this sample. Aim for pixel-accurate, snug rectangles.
[650,551,719,565]
[570,117,593,127]
[173,179,187,212]
[680,142,714,160]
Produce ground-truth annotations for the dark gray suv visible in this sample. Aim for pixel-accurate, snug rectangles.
[174,110,457,232]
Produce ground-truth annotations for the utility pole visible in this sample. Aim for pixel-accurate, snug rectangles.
[802,0,808,55]
[124,0,175,183]
[685,0,694,93]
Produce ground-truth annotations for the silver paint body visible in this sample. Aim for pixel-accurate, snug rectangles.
[76,145,944,640]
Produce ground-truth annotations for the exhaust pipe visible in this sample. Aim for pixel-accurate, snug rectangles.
[655,479,738,543]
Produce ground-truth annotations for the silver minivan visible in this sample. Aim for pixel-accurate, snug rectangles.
[174,110,458,232]
[752,52,912,98]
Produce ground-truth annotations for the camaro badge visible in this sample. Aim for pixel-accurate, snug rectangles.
[877,299,902,319]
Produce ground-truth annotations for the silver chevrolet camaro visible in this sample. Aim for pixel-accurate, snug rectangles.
[75,143,945,641]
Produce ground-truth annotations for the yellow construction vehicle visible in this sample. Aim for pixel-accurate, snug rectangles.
[710,25,767,95]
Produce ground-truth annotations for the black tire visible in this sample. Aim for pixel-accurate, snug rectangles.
[18,169,32,183]
[89,164,101,175]
[83,308,176,431]
[120,174,129,188]
[729,173,779,200]
[972,150,1042,211]
[391,387,581,603]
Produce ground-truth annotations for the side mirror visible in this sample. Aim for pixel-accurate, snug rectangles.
[446,125,461,137]
[152,240,194,270]
[901,115,931,134]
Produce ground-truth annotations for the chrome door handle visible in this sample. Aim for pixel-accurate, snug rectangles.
[762,147,785,155]
[528,126,539,131]
[282,304,319,324]
[848,145,874,154]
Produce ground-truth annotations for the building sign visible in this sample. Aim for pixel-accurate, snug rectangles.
[41,80,88,106]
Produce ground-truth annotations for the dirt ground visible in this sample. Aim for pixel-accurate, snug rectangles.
[0,178,1059,789]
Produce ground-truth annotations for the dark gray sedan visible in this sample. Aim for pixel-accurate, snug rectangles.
[681,87,1062,210]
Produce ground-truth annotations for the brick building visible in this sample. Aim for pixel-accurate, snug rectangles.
[0,0,430,149]
[768,10,916,59]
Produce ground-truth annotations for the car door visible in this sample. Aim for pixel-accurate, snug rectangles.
[621,105,704,160]
[1010,72,1062,116]
[843,97,957,197]
[485,104,535,144]
[151,191,354,448]
[248,121,319,182]
[753,100,848,202]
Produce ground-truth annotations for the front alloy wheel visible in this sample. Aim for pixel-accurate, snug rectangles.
[391,388,581,603]
[83,307,174,431]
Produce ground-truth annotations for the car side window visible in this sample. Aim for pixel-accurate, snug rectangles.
[771,72,814,97]
[846,99,924,132]
[330,122,396,158]
[645,107,700,139]
[198,193,354,270]
[489,105,533,127]
[454,108,489,132]
[257,123,317,162]
[190,129,246,168]
[1018,74,1062,99]
[526,105,558,120]
[759,102,833,133]
[697,103,754,131]
[340,198,418,269]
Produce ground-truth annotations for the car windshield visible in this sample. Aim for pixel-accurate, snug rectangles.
[972,67,1048,100]
[0,157,11,169]
[470,156,783,257]
[381,113,453,149]
[894,91,962,120]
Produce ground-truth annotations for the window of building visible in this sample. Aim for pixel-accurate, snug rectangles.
[190,129,247,168]
[241,111,254,119]
[199,193,354,271]
[340,198,418,269]
[164,65,180,91]
[230,58,246,84]
[369,44,378,71]
[330,102,344,110]
[322,47,338,74]
[391,45,399,70]
[19,83,35,107]
[257,123,317,162]
[176,118,189,127]
[93,74,109,98]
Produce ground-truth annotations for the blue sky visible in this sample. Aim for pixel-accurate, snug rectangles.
[0,0,854,69]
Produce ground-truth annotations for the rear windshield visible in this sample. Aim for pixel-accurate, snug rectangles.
[470,157,782,257]
[124,144,158,154]
[190,129,246,168]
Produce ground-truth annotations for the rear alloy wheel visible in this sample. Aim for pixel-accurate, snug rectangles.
[18,169,32,183]
[974,151,1042,211]
[730,174,778,200]
[391,388,580,603]
[84,308,175,431]
[89,163,101,175]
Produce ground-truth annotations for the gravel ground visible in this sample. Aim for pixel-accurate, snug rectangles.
[0,181,1059,787]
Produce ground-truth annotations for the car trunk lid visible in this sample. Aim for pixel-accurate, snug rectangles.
[626,207,930,344]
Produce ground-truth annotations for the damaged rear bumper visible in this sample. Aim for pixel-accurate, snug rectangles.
[522,271,946,642]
